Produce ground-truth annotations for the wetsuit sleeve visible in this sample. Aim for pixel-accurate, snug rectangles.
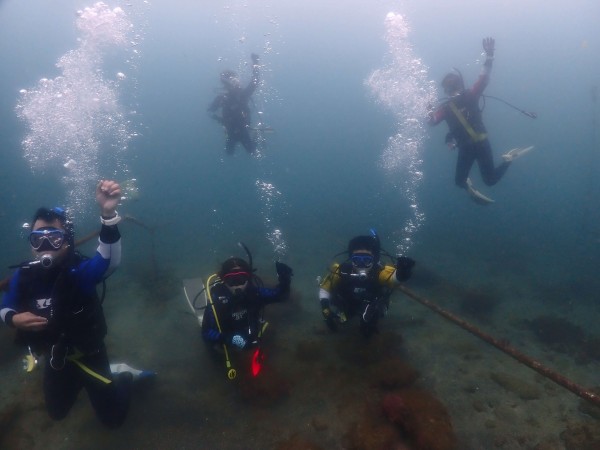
[470,56,492,98]
[0,271,21,327]
[428,105,447,125]
[207,95,224,114]
[76,224,121,293]
[257,281,289,306]
[319,264,340,304]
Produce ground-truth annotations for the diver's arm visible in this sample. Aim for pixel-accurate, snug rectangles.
[319,267,340,331]
[428,105,446,125]
[78,223,121,288]
[394,257,415,282]
[319,287,332,310]
[0,273,48,330]
[257,280,290,304]
[244,53,260,97]
[207,95,221,112]
[471,37,494,97]
[275,261,292,297]
[79,181,122,285]
[470,62,491,98]
[257,261,293,303]
[376,258,415,288]
[318,265,340,309]
[0,273,20,327]
[95,179,121,278]
[207,96,224,121]
[201,302,224,344]
[96,224,122,276]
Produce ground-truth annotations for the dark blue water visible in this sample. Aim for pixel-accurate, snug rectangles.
[1,1,600,449]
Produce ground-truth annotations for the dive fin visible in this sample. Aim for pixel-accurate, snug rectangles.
[110,363,156,381]
[502,145,534,163]
[466,178,495,205]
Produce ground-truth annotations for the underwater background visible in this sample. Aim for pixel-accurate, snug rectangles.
[1,0,599,449]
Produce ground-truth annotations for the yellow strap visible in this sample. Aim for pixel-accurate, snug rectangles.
[68,357,112,384]
[206,274,224,333]
[206,274,237,380]
[258,321,269,338]
[448,102,487,143]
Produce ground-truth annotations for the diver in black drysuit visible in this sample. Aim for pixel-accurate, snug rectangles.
[208,53,260,155]
[201,257,292,352]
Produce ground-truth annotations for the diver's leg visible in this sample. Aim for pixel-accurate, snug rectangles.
[359,316,378,338]
[43,359,82,420]
[359,302,375,338]
[455,146,475,189]
[240,129,256,154]
[225,135,236,155]
[477,140,510,186]
[84,348,132,428]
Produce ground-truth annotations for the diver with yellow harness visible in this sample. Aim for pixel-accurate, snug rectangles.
[318,230,415,338]
[197,243,293,379]
[428,37,534,205]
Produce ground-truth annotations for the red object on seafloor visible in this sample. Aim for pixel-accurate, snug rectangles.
[251,349,263,376]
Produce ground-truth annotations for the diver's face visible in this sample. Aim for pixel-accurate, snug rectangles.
[443,79,462,97]
[350,250,375,275]
[30,218,70,267]
[223,267,250,296]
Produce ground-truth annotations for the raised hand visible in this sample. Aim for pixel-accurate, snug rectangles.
[482,37,495,57]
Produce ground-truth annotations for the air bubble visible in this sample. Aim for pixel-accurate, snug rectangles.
[366,12,437,255]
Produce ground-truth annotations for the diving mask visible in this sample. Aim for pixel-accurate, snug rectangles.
[350,254,374,269]
[29,227,65,251]
[223,271,250,287]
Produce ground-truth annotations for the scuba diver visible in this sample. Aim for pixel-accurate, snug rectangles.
[318,231,415,338]
[428,37,533,205]
[208,53,261,155]
[0,180,153,428]
[201,245,293,379]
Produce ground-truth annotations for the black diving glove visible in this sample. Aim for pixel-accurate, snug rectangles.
[395,256,415,282]
[275,261,293,281]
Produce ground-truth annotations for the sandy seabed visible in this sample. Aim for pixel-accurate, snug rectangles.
[1,249,600,450]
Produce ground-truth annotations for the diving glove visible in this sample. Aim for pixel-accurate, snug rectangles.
[275,261,293,280]
[395,256,415,281]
